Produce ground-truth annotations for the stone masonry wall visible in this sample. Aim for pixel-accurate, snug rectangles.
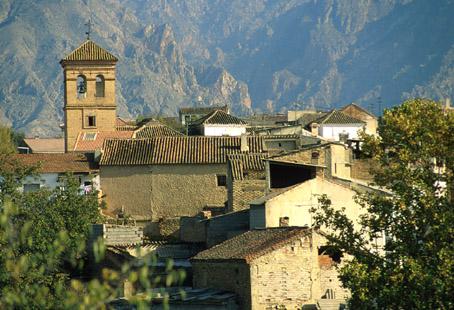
[250,236,317,309]
[230,179,267,212]
[192,261,252,309]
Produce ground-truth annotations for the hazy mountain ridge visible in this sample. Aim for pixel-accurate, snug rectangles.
[0,0,453,135]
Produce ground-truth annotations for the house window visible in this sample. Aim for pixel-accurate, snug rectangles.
[86,115,96,128]
[23,183,40,193]
[95,75,105,97]
[217,175,226,186]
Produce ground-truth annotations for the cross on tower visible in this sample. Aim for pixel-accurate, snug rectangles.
[85,19,93,40]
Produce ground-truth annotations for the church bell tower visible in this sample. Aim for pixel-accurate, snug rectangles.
[60,38,118,152]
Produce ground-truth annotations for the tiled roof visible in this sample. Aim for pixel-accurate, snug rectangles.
[100,136,267,166]
[191,227,311,263]
[228,153,268,180]
[134,124,183,138]
[190,110,247,126]
[74,131,134,152]
[23,138,65,153]
[8,153,98,173]
[341,103,376,118]
[61,40,118,63]
[314,110,365,125]
[297,112,328,127]
[179,105,229,115]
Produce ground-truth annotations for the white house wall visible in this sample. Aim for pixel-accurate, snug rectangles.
[319,125,363,141]
[203,125,247,137]
[20,173,99,192]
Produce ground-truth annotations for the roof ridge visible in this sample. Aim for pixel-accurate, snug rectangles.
[203,110,218,124]
[61,40,118,63]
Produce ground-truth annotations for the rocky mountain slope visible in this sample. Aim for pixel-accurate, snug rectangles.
[0,0,453,135]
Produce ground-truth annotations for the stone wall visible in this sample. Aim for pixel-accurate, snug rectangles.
[100,164,228,221]
[192,261,252,309]
[229,178,267,212]
[250,236,316,309]
[351,158,373,181]
[206,210,249,247]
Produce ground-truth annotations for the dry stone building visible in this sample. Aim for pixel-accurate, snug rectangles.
[191,227,348,309]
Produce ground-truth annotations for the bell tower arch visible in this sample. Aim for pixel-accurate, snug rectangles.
[60,40,118,152]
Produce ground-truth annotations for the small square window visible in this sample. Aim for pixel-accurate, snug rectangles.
[86,115,96,128]
[216,175,226,187]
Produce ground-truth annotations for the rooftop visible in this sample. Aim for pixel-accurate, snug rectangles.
[341,102,377,118]
[100,136,267,166]
[134,123,183,138]
[227,153,268,180]
[60,40,118,63]
[191,227,311,263]
[179,105,229,115]
[73,131,134,152]
[313,110,365,125]
[7,153,98,173]
[23,138,64,153]
[190,110,247,126]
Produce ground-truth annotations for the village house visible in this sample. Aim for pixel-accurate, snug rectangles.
[226,153,268,213]
[8,153,99,193]
[340,103,378,136]
[191,227,348,310]
[307,110,365,142]
[188,109,248,136]
[179,105,230,125]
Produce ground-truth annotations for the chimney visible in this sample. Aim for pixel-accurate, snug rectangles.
[310,123,319,136]
[240,134,249,152]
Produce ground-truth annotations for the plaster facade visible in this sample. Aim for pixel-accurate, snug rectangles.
[249,177,362,230]
[319,124,364,141]
[100,164,228,221]
[203,125,247,137]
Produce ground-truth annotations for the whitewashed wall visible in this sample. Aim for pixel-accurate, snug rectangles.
[203,125,247,136]
[319,124,364,141]
[20,173,100,193]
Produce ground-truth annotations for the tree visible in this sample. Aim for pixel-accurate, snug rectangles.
[311,99,454,309]
[0,157,184,308]
[0,125,16,154]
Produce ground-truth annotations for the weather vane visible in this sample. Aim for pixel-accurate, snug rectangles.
[85,19,93,40]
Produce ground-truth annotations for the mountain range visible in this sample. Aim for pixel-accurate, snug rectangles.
[0,0,453,136]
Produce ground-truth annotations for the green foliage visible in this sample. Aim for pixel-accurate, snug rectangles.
[312,99,454,309]
[0,125,16,154]
[0,158,184,308]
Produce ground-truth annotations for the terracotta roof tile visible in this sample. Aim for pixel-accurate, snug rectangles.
[191,227,311,263]
[74,131,134,152]
[191,110,247,126]
[100,136,267,166]
[23,138,64,153]
[134,124,183,138]
[313,110,365,125]
[227,153,268,180]
[179,105,229,115]
[61,40,118,63]
[8,153,98,173]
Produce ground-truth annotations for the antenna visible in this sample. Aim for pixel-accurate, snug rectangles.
[85,19,93,40]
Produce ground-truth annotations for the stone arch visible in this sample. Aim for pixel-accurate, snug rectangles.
[95,74,105,97]
[77,74,87,98]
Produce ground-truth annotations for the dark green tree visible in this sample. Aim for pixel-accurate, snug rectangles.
[312,99,454,309]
